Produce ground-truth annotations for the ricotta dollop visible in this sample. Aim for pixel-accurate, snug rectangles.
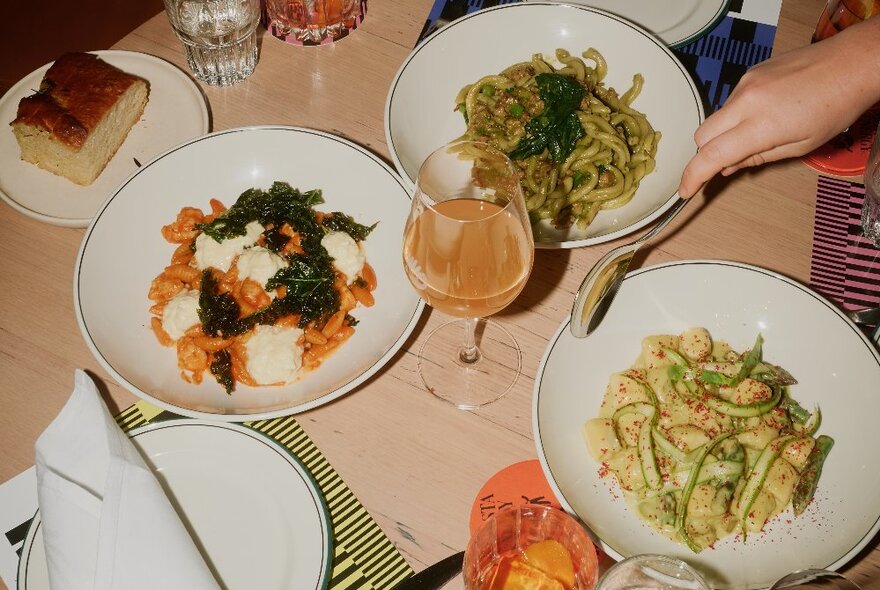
[245,324,304,385]
[193,221,264,273]
[321,230,365,280]
[161,289,201,340]
[236,246,288,293]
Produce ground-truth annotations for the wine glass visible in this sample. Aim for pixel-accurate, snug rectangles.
[402,140,535,409]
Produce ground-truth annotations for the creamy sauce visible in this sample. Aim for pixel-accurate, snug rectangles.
[321,230,364,280]
[245,324,304,385]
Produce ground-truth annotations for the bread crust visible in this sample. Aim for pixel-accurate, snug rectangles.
[12,52,146,151]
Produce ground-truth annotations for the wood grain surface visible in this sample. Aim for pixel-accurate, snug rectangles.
[2,0,879,587]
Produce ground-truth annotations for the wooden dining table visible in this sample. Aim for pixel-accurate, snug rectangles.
[2,0,879,588]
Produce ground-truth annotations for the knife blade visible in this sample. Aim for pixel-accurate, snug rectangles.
[392,551,465,590]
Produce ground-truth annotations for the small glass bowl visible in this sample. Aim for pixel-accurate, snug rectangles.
[595,554,711,590]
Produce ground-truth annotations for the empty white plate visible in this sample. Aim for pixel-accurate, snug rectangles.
[18,420,333,590]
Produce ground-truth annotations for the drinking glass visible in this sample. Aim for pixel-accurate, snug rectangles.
[860,122,880,246]
[265,0,363,44]
[463,505,599,590]
[595,555,710,590]
[163,0,261,86]
[770,569,861,590]
[402,141,535,409]
[812,0,880,41]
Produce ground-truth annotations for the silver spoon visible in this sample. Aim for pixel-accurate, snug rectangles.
[769,569,860,590]
[570,197,689,338]
[846,306,880,326]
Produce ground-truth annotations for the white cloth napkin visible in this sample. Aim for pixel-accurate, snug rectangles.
[35,370,219,590]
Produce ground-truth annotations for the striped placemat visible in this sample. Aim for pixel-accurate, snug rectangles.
[7,401,412,590]
[810,175,880,317]
[415,0,783,115]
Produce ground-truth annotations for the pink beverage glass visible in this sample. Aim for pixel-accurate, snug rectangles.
[463,505,599,590]
[265,0,362,43]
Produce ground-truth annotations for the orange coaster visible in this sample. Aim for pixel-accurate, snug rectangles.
[468,459,562,534]
[802,105,880,177]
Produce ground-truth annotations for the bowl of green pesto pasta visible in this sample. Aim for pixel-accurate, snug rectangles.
[384,2,704,249]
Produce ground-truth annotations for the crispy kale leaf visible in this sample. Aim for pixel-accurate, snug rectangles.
[198,270,243,337]
[323,212,377,242]
[210,349,235,394]
[264,252,340,327]
[198,181,325,250]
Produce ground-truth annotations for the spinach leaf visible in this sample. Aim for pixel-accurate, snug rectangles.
[323,212,377,242]
[508,73,585,163]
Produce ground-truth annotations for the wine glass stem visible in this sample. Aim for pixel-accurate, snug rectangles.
[460,317,481,364]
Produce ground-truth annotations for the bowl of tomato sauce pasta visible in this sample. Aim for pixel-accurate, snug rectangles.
[385,3,703,249]
[533,260,880,589]
[149,182,379,394]
[75,126,423,419]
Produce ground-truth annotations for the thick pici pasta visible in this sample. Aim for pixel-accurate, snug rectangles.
[455,48,660,230]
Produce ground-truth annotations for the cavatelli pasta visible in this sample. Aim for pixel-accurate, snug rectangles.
[147,183,378,393]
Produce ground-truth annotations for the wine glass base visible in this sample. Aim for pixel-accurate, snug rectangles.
[417,318,522,410]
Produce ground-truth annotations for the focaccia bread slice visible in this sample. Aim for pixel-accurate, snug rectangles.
[10,52,149,186]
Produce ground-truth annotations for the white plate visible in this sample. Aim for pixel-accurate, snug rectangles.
[385,3,704,249]
[522,0,730,47]
[533,260,880,589]
[75,126,424,420]
[17,420,332,590]
[0,50,210,227]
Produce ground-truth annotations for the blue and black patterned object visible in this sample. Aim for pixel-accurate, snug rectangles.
[674,0,777,113]
[415,0,780,114]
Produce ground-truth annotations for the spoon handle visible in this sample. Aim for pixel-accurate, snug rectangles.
[570,196,688,338]
[635,197,688,246]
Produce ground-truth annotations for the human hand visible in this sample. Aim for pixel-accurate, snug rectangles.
[678,16,880,198]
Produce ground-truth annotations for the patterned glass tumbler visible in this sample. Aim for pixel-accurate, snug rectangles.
[265,0,364,44]
[860,122,880,247]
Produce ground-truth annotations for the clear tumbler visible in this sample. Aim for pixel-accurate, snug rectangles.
[163,0,261,86]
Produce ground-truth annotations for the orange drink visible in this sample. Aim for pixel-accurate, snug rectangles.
[464,506,599,590]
